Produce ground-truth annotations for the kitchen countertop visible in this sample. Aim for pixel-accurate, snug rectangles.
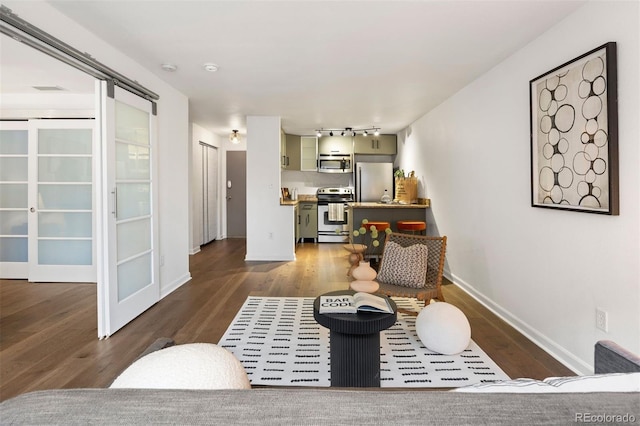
[280,195,318,206]
[350,199,430,209]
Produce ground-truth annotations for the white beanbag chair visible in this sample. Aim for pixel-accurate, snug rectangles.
[416,301,471,355]
[110,343,251,390]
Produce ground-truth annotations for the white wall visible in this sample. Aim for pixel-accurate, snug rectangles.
[246,116,295,261]
[396,1,639,374]
[0,93,95,119]
[8,2,192,298]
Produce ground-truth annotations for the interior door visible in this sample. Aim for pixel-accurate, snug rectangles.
[27,119,96,282]
[226,151,246,238]
[98,82,159,337]
[0,122,29,279]
[202,143,218,244]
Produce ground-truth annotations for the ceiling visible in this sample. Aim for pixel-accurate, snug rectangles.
[1,1,585,136]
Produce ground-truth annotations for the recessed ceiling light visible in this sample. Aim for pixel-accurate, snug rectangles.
[161,63,178,72]
[203,63,219,72]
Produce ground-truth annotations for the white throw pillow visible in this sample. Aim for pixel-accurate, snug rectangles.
[377,240,428,288]
[454,372,640,393]
[110,343,251,390]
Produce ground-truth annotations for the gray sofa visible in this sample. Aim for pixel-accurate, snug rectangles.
[2,340,638,425]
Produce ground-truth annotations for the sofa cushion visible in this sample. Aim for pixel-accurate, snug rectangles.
[453,372,640,393]
[377,240,428,288]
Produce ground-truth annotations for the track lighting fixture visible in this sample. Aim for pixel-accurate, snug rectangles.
[314,126,381,138]
[229,129,240,144]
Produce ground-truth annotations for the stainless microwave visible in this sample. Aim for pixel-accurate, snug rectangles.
[318,154,352,173]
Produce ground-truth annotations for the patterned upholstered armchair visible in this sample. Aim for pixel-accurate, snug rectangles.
[375,233,447,311]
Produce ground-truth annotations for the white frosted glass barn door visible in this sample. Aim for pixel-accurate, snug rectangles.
[27,119,96,282]
[0,122,29,278]
[99,82,159,337]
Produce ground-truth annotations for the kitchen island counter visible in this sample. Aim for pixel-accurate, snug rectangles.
[349,200,430,233]
[350,200,429,209]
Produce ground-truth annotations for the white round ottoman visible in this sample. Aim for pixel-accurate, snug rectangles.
[416,301,471,355]
[110,343,251,390]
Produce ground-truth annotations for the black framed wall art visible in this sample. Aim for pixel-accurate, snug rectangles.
[530,42,619,215]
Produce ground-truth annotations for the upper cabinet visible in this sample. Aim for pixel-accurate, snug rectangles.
[282,134,317,171]
[318,136,353,155]
[353,134,397,155]
[284,134,301,170]
[280,129,287,169]
[300,136,317,171]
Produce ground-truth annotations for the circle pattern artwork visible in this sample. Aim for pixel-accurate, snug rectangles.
[534,51,610,210]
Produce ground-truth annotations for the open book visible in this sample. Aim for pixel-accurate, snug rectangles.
[319,292,394,314]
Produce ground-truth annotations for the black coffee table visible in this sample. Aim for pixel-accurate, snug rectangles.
[313,290,397,387]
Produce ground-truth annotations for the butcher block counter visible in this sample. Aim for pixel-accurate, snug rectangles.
[279,194,317,206]
[350,200,430,209]
[349,199,430,232]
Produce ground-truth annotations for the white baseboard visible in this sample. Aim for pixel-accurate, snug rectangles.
[189,246,201,255]
[160,272,192,299]
[445,269,591,375]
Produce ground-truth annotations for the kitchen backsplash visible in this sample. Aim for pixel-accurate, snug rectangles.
[282,170,353,194]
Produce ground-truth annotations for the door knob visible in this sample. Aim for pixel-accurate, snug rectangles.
[30,207,35,212]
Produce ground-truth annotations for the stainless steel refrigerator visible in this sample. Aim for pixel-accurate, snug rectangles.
[355,162,394,202]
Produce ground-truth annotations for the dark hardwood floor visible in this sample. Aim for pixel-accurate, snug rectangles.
[0,239,574,401]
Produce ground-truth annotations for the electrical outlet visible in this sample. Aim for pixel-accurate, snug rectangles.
[596,308,608,332]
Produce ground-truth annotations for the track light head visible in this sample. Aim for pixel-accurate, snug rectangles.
[329,131,333,136]
[363,130,368,136]
[374,129,380,136]
[316,130,322,137]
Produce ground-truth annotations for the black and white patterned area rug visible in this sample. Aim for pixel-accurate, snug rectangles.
[218,296,510,388]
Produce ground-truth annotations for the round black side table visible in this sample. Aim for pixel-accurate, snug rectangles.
[313,290,397,387]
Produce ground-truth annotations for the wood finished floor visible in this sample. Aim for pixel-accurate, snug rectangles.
[0,239,574,401]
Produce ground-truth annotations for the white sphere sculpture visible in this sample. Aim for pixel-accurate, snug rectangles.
[110,343,251,390]
[416,302,471,355]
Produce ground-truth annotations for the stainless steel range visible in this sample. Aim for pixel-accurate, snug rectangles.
[317,187,353,243]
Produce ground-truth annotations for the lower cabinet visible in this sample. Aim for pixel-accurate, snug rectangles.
[298,202,317,242]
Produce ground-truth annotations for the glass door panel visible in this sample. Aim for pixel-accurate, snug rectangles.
[114,100,152,301]
[0,123,29,278]
[38,184,92,209]
[38,212,92,237]
[117,252,152,301]
[116,218,151,261]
